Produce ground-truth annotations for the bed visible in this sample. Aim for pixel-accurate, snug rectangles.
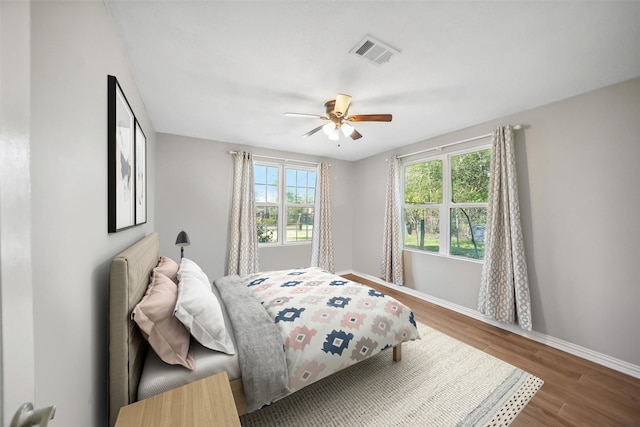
[108,232,419,426]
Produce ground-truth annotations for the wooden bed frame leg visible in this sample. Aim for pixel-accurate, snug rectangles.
[393,344,402,362]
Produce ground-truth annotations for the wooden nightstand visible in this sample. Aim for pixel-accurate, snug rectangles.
[115,371,241,427]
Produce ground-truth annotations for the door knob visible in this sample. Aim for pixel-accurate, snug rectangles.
[10,403,55,427]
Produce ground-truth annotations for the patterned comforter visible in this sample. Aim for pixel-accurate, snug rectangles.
[243,267,420,393]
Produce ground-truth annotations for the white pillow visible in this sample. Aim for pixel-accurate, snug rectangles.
[175,259,235,355]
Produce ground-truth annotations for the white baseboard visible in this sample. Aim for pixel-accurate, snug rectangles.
[338,270,640,380]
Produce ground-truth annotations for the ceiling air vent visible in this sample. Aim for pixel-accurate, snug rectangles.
[350,35,400,65]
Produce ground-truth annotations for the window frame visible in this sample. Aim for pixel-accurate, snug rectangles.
[254,161,317,246]
[401,142,491,262]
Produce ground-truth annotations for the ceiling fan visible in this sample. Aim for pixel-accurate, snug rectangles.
[284,93,392,141]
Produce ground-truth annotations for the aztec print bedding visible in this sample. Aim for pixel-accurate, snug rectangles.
[242,267,420,393]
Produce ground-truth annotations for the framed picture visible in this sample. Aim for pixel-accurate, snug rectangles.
[134,119,147,225]
[108,75,136,232]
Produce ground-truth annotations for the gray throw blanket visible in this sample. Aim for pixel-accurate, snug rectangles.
[214,275,290,412]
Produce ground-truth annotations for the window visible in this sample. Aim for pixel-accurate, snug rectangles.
[403,160,442,253]
[254,164,279,243]
[402,146,491,260]
[285,168,316,243]
[254,163,317,245]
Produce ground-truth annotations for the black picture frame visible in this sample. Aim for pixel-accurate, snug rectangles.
[108,75,136,233]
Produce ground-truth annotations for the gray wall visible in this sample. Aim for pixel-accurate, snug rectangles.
[30,2,155,426]
[155,134,354,281]
[1,2,35,424]
[352,77,640,367]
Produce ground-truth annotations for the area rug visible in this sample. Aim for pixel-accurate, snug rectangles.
[240,322,543,426]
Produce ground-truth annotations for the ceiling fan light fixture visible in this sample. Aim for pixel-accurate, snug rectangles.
[285,93,392,142]
[322,122,336,136]
[341,122,354,137]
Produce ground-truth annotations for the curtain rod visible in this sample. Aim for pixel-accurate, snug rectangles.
[396,124,524,160]
[228,151,319,166]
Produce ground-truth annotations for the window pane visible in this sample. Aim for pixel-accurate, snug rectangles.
[308,171,317,188]
[286,186,296,203]
[255,165,279,204]
[451,149,491,203]
[254,184,266,203]
[254,165,266,184]
[266,166,278,186]
[296,187,307,203]
[404,160,442,204]
[449,207,487,259]
[285,167,316,206]
[296,170,307,187]
[256,206,278,243]
[266,184,278,203]
[286,207,314,242]
[286,169,296,186]
[403,208,439,252]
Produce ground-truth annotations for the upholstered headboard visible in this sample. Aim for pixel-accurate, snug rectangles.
[108,232,159,427]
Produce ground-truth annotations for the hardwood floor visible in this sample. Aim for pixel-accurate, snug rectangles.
[342,274,640,426]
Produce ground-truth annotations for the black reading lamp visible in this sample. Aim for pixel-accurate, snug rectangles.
[175,231,190,258]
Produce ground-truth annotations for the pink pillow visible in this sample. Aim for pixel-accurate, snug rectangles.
[155,256,179,284]
[132,271,194,370]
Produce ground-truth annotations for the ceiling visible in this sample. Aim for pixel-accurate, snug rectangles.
[104,1,640,161]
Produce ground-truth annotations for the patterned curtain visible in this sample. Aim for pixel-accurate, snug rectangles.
[310,162,335,272]
[478,126,532,331]
[381,156,404,285]
[227,151,259,276]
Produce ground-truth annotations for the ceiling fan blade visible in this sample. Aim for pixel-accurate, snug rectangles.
[302,124,325,138]
[284,112,326,119]
[346,114,392,122]
[334,94,352,118]
[349,129,363,140]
